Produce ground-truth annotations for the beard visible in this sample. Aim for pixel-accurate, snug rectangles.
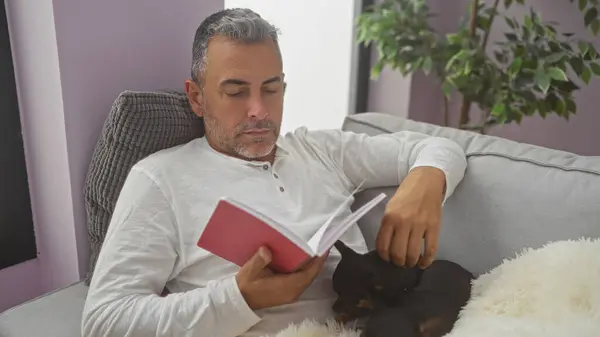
[201,100,279,160]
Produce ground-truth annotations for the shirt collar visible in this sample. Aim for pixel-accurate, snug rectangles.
[274,136,290,157]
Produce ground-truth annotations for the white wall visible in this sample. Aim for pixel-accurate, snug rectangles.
[224,0,362,133]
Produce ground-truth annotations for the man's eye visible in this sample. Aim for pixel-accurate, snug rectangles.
[263,87,278,94]
[226,92,242,97]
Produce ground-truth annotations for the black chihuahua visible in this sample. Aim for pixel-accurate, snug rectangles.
[332,240,474,337]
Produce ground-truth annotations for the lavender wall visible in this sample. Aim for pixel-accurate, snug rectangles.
[369,0,600,156]
[1,0,223,313]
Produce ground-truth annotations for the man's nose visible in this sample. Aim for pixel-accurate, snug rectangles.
[247,96,268,119]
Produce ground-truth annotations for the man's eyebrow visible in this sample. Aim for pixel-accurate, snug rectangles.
[220,76,282,87]
[262,76,281,85]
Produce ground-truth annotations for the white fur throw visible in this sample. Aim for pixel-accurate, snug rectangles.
[445,237,600,337]
[264,238,600,337]
[262,319,361,337]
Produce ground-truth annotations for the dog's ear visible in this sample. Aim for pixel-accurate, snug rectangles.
[334,240,356,258]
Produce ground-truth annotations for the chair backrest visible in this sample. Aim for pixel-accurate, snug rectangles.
[83,90,203,284]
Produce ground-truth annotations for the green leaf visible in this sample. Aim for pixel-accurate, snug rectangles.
[524,15,533,29]
[441,81,453,98]
[521,91,537,102]
[479,17,492,30]
[446,33,462,44]
[589,44,598,59]
[545,52,565,64]
[504,16,516,28]
[537,100,548,118]
[570,57,585,74]
[513,110,524,124]
[371,61,384,79]
[504,0,514,8]
[536,73,552,93]
[579,0,588,10]
[579,41,590,57]
[422,57,433,75]
[591,19,600,35]
[509,57,523,74]
[555,99,566,115]
[491,103,506,117]
[566,97,577,114]
[585,7,598,26]
[445,49,473,71]
[581,66,592,84]
[590,62,600,75]
[547,67,569,81]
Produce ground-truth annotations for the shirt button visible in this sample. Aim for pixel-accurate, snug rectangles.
[273,173,279,179]
[262,164,269,170]
[279,186,285,192]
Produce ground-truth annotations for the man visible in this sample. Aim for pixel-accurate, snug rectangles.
[82,8,467,337]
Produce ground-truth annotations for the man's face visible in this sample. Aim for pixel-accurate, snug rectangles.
[185,36,285,161]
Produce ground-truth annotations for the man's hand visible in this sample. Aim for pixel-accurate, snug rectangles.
[376,166,446,269]
[235,246,328,310]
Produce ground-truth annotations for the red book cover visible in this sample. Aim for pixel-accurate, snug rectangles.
[197,192,387,273]
[197,198,314,273]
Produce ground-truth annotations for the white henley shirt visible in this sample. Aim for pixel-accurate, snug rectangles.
[81,126,467,337]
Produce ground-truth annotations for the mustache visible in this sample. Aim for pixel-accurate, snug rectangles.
[236,120,277,134]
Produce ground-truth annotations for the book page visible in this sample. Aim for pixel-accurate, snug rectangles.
[306,179,366,253]
[316,192,387,255]
[224,197,313,253]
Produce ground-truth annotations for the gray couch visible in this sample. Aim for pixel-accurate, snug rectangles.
[1,91,599,337]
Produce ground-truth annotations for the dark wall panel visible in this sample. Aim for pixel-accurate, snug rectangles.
[0,3,38,270]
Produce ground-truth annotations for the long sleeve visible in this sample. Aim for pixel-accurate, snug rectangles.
[300,127,467,204]
[81,167,261,337]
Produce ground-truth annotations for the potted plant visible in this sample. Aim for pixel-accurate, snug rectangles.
[356,0,600,133]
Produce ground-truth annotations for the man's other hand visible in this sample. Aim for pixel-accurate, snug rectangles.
[376,166,446,269]
[235,246,328,310]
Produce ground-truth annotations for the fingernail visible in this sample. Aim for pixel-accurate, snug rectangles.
[258,247,269,260]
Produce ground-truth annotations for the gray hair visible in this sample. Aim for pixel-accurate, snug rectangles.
[191,8,281,84]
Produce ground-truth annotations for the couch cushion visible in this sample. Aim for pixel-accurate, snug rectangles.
[0,282,88,337]
[344,113,600,276]
[84,90,203,284]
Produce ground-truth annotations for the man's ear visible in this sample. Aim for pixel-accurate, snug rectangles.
[281,72,287,94]
[184,79,204,118]
[334,240,356,258]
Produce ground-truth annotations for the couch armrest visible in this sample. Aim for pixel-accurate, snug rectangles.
[0,282,88,337]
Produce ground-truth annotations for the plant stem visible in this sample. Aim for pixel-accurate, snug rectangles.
[468,0,479,38]
[458,0,480,128]
[482,0,501,50]
[479,110,489,134]
[458,0,501,129]
[443,94,449,126]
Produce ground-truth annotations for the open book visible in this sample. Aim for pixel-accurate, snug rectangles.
[197,183,387,273]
